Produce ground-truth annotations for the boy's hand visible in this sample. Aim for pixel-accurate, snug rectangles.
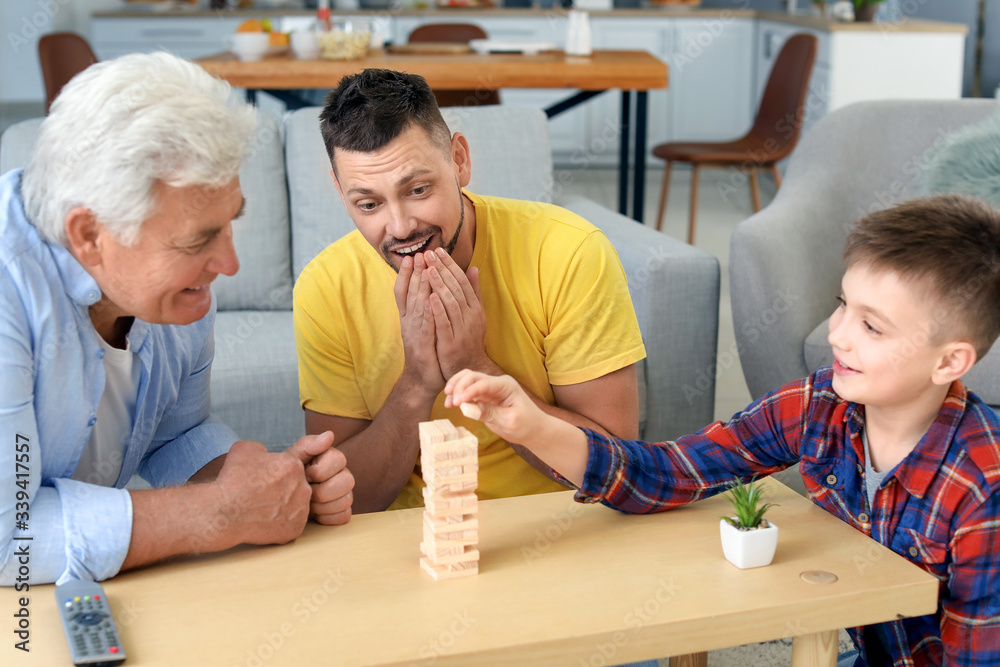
[444,369,547,444]
[445,369,591,488]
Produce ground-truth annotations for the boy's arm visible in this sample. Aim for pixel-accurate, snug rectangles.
[445,370,590,485]
[940,493,1000,666]
[445,370,804,512]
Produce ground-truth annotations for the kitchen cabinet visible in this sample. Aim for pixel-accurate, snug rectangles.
[755,17,965,140]
[668,17,754,142]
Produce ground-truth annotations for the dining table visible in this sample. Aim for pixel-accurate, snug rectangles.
[2,477,937,666]
[194,48,669,223]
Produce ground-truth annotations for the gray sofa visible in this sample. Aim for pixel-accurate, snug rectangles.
[1,104,720,451]
[730,98,1000,407]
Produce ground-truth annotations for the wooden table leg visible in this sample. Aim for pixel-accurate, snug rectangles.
[668,652,707,667]
[791,629,838,667]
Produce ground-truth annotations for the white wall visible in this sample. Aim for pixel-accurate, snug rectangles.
[0,0,117,103]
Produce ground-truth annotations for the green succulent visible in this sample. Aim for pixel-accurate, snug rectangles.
[720,477,777,529]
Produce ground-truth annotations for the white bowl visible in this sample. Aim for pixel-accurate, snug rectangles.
[227,33,270,62]
[290,30,320,60]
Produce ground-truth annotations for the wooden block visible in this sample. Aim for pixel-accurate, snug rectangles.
[423,442,476,459]
[420,540,466,558]
[420,557,479,581]
[424,548,480,567]
[421,453,477,469]
[422,490,477,515]
[422,464,478,486]
[421,535,477,557]
[434,419,459,440]
[424,515,478,535]
[420,457,477,476]
[422,473,478,494]
[419,421,445,445]
[422,532,478,549]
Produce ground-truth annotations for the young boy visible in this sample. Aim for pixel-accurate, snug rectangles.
[444,194,1000,667]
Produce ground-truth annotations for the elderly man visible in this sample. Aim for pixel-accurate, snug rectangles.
[0,52,354,586]
[294,69,646,513]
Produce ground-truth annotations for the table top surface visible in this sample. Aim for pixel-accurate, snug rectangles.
[194,49,669,91]
[3,478,936,666]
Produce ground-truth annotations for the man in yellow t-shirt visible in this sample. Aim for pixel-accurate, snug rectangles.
[294,69,646,512]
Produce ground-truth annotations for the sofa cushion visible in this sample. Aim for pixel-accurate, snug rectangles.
[284,105,555,278]
[0,115,292,312]
[212,112,293,311]
[804,318,1000,408]
[211,310,302,450]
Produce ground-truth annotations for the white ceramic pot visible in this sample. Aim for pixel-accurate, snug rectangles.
[719,519,779,569]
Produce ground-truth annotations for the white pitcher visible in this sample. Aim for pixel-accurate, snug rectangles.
[565,10,592,57]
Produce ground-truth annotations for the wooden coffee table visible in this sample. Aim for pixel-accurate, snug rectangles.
[2,478,936,665]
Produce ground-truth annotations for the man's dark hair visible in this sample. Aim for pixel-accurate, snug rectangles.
[319,69,452,171]
[845,194,1000,360]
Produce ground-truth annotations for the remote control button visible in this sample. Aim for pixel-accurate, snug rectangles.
[65,601,73,609]
[110,647,119,654]
[94,595,100,601]
[73,612,104,626]
[74,596,81,602]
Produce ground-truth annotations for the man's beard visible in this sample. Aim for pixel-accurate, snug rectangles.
[382,183,465,273]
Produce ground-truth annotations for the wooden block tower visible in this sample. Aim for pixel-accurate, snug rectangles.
[419,419,479,580]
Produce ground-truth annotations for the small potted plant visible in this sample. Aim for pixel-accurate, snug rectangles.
[719,477,779,569]
[853,0,884,22]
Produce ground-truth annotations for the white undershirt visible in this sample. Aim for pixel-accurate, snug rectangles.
[862,426,890,511]
[72,334,141,487]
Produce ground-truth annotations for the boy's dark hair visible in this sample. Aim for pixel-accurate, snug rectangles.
[319,69,452,172]
[845,194,1000,360]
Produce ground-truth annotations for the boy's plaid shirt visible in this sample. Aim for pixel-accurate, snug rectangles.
[574,367,1000,667]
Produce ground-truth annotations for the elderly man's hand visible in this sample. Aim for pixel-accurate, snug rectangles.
[424,248,492,380]
[213,440,313,546]
[394,253,446,397]
[288,431,355,525]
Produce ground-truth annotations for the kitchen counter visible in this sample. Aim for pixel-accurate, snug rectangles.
[94,6,966,33]
[757,10,967,33]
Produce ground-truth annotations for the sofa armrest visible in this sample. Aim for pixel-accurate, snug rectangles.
[557,195,720,442]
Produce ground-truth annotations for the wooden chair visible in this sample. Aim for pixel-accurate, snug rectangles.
[408,23,501,107]
[652,33,817,244]
[38,32,98,114]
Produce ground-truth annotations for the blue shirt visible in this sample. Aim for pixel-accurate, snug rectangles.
[0,169,237,585]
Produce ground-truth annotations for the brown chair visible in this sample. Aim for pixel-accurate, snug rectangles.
[38,32,99,114]
[652,33,817,244]
[408,23,501,107]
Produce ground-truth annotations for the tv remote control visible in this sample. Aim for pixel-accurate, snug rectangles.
[54,579,126,666]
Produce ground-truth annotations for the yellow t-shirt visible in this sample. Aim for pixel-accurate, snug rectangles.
[293,191,646,509]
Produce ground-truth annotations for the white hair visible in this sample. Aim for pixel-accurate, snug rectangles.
[22,52,258,247]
